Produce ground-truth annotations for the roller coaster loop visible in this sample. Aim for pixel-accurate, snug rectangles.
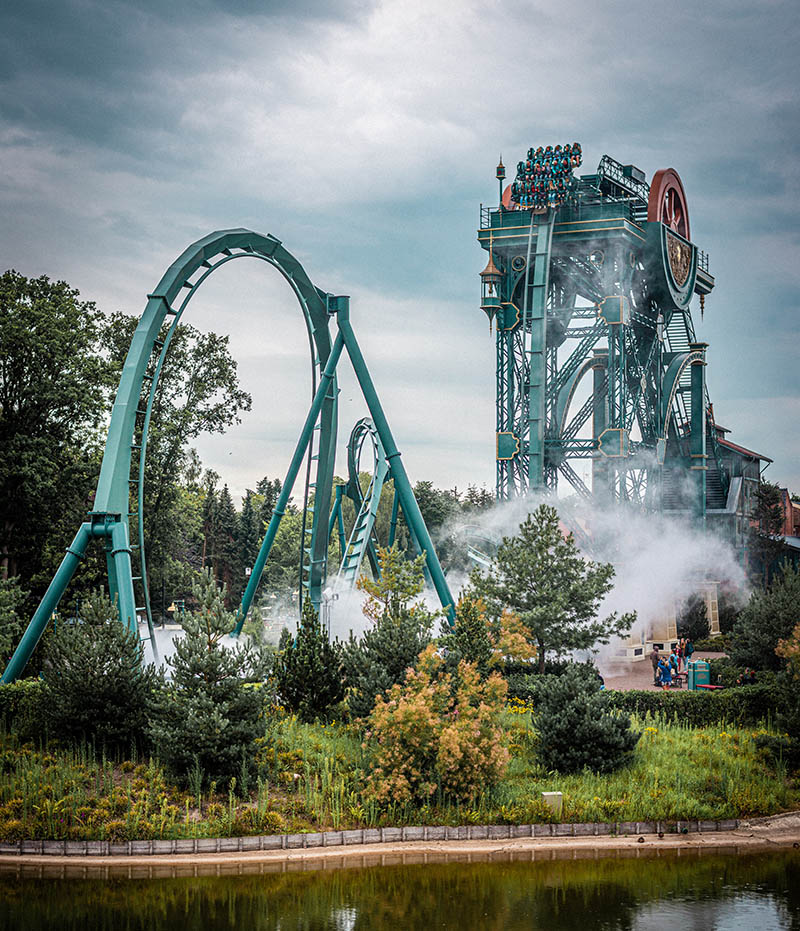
[2,229,454,683]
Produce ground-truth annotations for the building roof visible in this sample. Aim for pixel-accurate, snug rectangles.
[718,437,773,463]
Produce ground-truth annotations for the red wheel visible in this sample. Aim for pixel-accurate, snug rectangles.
[647,168,690,241]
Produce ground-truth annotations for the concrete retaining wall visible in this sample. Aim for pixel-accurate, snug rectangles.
[0,820,740,857]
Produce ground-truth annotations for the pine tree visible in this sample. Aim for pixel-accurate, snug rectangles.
[272,598,344,721]
[440,595,494,679]
[471,504,635,672]
[149,570,265,786]
[730,563,800,671]
[201,470,219,572]
[343,546,438,718]
[749,480,785,583]
[677,593,710,642]
[215,484,240,601]
[256,476,281,528]
[42,590,159,753]
[535,665,640,774]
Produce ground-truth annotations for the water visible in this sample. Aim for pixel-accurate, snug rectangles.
[0,848,797,930]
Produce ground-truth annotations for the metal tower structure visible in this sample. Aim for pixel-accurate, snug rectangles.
[3,229,454,683]
[478,149,724,518]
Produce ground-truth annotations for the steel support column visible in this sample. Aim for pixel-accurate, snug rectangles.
[689,342,708,524]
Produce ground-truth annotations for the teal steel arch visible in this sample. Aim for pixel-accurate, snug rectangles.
[660,349,704,439]
[2,229,338,682]
[336,418,390,589]
[4,229,455,682]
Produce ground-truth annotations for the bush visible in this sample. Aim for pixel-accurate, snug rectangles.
[149,571,265,786]
[729,563,800,671]
[343,547,437,719]
[41,590,159,754]
[366,645,509,804]
[534,666,640,774]
[0,678,47,741]
[506,662,604,705]
[0,577,26,676]
[272,598,344,721]
[603,683,782,727]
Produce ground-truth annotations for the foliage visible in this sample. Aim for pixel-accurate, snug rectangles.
[534,666,640,774]
[365,645,509,803]
[39,590,159,754]
[775,624,800,766]
[148,571,265,786]
[0,679,47,742]
[677,593,710,642]
[471,504,635,672]
[0,270,112,596]
[602,683,784,728]
[272,598,345,722]
[440,596,536,679]
[729,563,800,671]
[0,577,27,675]
[748,480,785,583]
[343,547,437,718]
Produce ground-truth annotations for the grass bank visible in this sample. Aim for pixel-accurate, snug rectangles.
[1,705,796,842]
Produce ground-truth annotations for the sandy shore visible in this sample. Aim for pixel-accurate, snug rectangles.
[1,813,798,878]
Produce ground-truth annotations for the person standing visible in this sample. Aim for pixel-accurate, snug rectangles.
[685,639,695,666]
[650,646,661,686]
[659,657,672,691]
[669,649,680,681]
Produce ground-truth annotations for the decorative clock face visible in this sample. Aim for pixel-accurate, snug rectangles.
[666,233,691,286]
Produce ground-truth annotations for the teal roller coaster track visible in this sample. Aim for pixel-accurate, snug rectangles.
[2,229,454,683]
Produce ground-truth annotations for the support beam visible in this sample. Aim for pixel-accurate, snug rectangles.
[234,330,346,635]
[2,523,92,683]
[689,342,708,524]
[337,301,455,623]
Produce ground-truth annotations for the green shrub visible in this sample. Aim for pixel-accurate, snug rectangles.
[0,678,47,741]
[272,598,344,721]
[535,666,640,774]
[343,547,436,719]
[603,683,781,727]
[366,644,509,803]
[149,571,265,787]
[41,590,160,754]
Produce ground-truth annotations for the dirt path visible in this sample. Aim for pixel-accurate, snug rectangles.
[2,814,798,878]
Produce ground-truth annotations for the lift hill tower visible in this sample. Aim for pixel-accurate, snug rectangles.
[478,148,720,520]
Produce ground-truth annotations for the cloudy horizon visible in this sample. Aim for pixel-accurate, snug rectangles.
[2,0,798,502]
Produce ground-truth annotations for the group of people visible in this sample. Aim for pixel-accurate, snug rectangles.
[510,143,583,209]
[649,639,695,690]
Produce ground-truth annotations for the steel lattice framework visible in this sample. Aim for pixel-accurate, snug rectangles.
[479,153,724,516]
[3,229,453,683]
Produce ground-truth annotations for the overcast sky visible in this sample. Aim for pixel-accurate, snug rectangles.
[2,0,798,502]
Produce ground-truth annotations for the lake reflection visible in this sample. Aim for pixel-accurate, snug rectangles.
[0,848,797,930]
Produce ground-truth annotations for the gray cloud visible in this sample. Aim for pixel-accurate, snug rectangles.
[1,0,799,494]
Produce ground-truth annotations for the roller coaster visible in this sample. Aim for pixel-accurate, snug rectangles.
[2,230,454,683]
[4,144,751,681]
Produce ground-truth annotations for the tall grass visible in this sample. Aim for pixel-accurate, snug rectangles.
[0,706,795,842]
